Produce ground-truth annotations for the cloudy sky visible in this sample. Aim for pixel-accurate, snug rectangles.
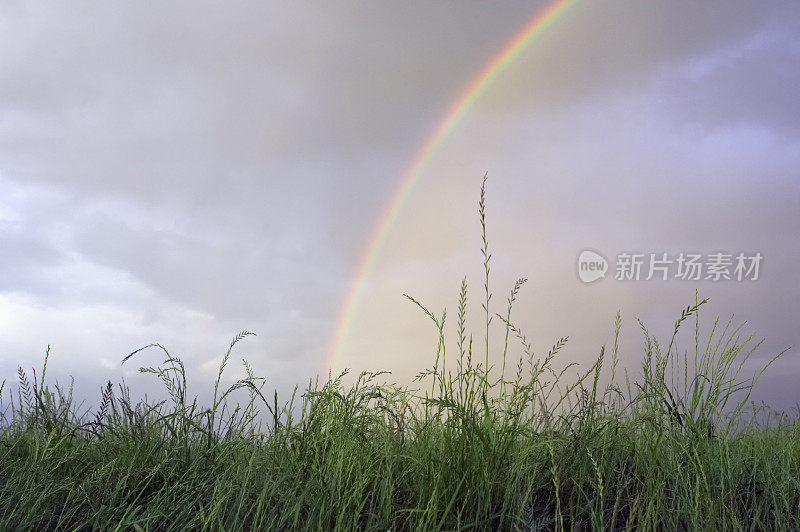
[1,1,798,413]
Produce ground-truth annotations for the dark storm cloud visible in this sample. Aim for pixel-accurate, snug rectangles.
[6,2,793,210]
[0,2,537,189]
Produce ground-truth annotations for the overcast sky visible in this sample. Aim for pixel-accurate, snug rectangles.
[1,1,798,414]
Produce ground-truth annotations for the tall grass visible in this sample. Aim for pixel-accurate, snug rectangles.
[0,176,797,531]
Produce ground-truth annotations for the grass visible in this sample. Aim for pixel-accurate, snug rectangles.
[1,175,797,530]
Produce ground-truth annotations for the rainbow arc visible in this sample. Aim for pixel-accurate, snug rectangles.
[326,0,580,373]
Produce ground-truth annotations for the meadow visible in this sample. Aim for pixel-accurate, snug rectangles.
[1,178,797,531]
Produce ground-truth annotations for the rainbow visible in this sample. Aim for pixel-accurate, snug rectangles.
[326,0,579,373]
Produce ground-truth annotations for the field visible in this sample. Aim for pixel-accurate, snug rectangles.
[1,180,797,531]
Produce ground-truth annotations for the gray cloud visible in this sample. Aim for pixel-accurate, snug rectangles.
[655,26,800,138]
[0,1,797,411]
